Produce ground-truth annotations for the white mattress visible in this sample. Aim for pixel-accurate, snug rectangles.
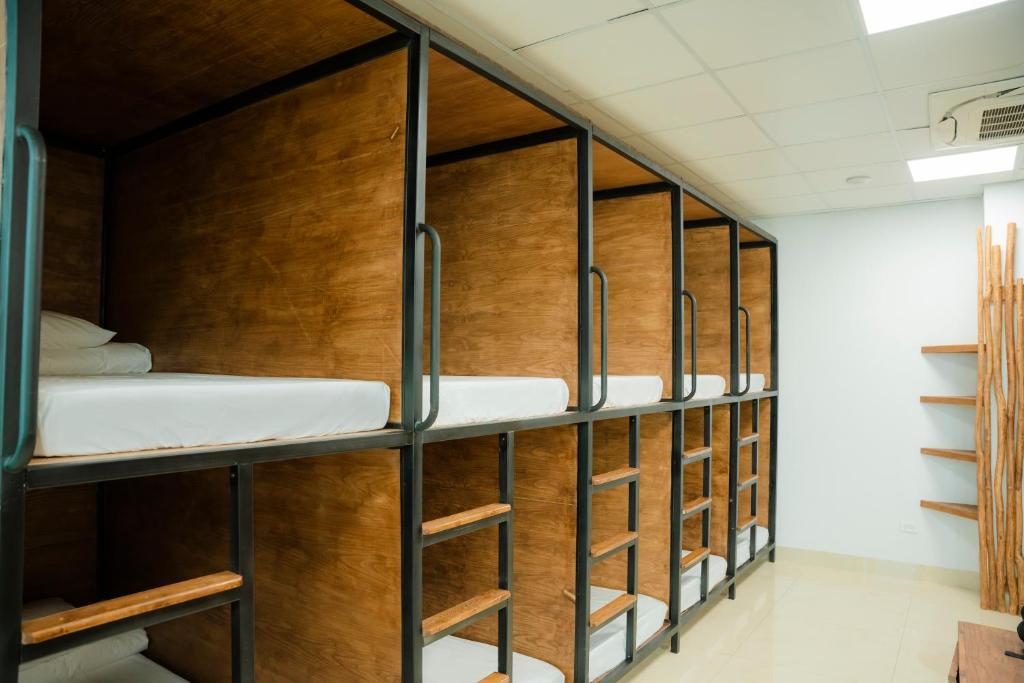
[737,373,766,393]
[76,655,187,683]
[589,586,668,680]
[736,525,770,566]
[424,376,570,428]
[424,635,563,683]
[592,375,663,409]
[682,374,726,400]
[35,373,391,456]
[679,553,728,612]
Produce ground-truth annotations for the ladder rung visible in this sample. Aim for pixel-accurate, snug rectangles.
[591,466,639,491]
[21,571,242,645]
[422,589,510,643]
[737,515,757,533]
[682,496,711,518]
[681,547,710,571]
[738,433,759,447]
[591,531,638,563]
[738,474,758,491]
[589,593,636,630]
[422,503,511,546]
[479,675,510,683]
[682,446,712,465]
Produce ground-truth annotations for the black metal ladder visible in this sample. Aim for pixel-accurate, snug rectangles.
[736,399,761,569]
[680,406,714,608]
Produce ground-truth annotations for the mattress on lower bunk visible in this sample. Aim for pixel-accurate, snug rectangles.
[35,373,392,456]
[589,586,668,680]
[736,525,770,566]
[682,374,726,400]
[679,552,728,612]
[423,635,563,683]
[737,373,766,393]
[423,376,570,428]
[592,375,664,408]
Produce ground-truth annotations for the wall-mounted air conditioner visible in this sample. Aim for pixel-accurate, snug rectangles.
[929,76,1024,150]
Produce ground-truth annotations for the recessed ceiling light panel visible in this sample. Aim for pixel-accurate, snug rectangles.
[907,146,1018,182]
[858,0,1009,34]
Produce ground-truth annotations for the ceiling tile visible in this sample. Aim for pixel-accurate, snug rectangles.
[743,194,828,217]
[646,116,775,160]
[432,0,645,49]
[591,74,742,133]
[894,128,933,159]
[882,68,1024,130]
[804,161,912,193]
[668,163,711,189]
[686,149,799,184]
[517,13,703,99]
[572,101,634,139]
[868,1,1024,90]
[755,94,890,146]
[716,41,875,113]
[821,184,914,209]
[783,132,901,171]
[911,172,1015,201]
[621,135,678,167]
[659,0,859,69]
[718,174,813,201]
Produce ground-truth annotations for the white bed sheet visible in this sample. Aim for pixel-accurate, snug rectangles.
[679,553,727,612]
[589,586,668,680]
[737,373,766,393]
[736,525,770,566]
[593,375,663,409]
[424,635,563,683]
[682,374,727,400]
[424,376,570,428]
[35,373,391,456]
[77,655,188,683]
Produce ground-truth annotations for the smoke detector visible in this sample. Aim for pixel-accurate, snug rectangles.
[929,76,1024,150]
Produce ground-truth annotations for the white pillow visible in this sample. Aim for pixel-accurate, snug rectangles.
[40,311,115,350]
[40,343,152,376]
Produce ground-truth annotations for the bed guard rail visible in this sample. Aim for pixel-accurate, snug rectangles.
[4,126,47,473]
[737,305,751,397]
[416,223,441,431]
[591,265,608,411]
[681,289,697,401]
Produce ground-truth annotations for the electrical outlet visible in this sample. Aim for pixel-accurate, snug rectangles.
[900,520,919,535]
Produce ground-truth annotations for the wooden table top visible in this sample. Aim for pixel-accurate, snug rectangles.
[955,621,1024,682]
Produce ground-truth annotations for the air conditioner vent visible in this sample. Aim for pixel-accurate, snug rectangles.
[979,103,1024,141]
[929,76,1024,150]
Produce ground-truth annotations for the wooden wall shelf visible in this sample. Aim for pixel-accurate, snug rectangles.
[921,344,979,354]
[921,500,979,520]
[920,396,976,406]
[921,448,977,463]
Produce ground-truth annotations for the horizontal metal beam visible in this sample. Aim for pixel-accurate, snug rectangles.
[426,126,576,167]
[593,182,673,202]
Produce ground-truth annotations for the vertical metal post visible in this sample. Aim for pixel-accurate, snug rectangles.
[401,439,424,683]
[699,406,711,601]
[749,401,759,560]
[577,127,594,413]
[670,186,683,402]
[0,471,26,682]
[726,403,739,600]
[497,432,514,677]
[229,464,255,683]
[573,422,592,683]
[668,409,682,653]
[625,417,639,661]
[769,397,779,562]
[728,220,740,395]
[769,243,778,391]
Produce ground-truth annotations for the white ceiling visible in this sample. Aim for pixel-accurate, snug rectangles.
[389,0,1024,220]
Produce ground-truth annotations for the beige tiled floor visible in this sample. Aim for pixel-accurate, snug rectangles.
[622,550,1020,682]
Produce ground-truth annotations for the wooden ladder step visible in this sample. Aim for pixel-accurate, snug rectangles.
[920,396,976,406]
[681,547,710,571]
[589,593,637,630]
[920,500,978,520]
[738,433,759,447]
[479,674,509,683]
[737,515,757,533]
[591,466,639,489]
[921,447,977,463]
[422,589,510,640]
[591,531,638,561]
[682,496,712,517]
[21,571,242,645]
[682,446,712,464]
[422,503,510,542]
[921,344,979,353]
[738,474,758,491]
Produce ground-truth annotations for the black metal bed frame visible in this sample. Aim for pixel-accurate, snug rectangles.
[0,1,780,681]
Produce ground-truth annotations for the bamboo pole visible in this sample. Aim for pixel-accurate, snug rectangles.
[979,227,996,609]
[1004,225,1018,610]
[991,243,1008,610]
[1016,277,1024,603]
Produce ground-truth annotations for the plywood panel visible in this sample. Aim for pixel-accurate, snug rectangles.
[425,139,580,403]
[102,450,403,683]
[422,427,579,681]
[42,149,104,322]
[107,51,407,422]
[24,485,97,607]
[684,228,732,387]
[756,400,771,528]
[594,193,673,394]
[684,195,725,223]
[428,51,563,156]
[592,142,660,191]
[740,246,772,387]
[41,0,394,146]
[684,406,731,557]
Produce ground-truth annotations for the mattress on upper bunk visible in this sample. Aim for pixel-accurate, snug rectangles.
[737,373,767,394]
[682,374,726,400]
[423,376,570,428]
[679,552,728,612]
[589,586,668,680]
[35,373,391,456]
[592,375,663,409]
[736,525,770,566]
[423,635,563,683]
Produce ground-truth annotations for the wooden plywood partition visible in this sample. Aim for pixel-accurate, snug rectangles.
[102,450,403,683]
[593,193,673,395]
[423,427,579,681]
[684,406,731,557]
[591,414,674,604]
[684,228,732,388]
[106,50,407,421]
[425,140,580,404]
[740,245,773,387]
[592,143,660,191]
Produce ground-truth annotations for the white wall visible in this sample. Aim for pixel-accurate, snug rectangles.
[760,198,984,571]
